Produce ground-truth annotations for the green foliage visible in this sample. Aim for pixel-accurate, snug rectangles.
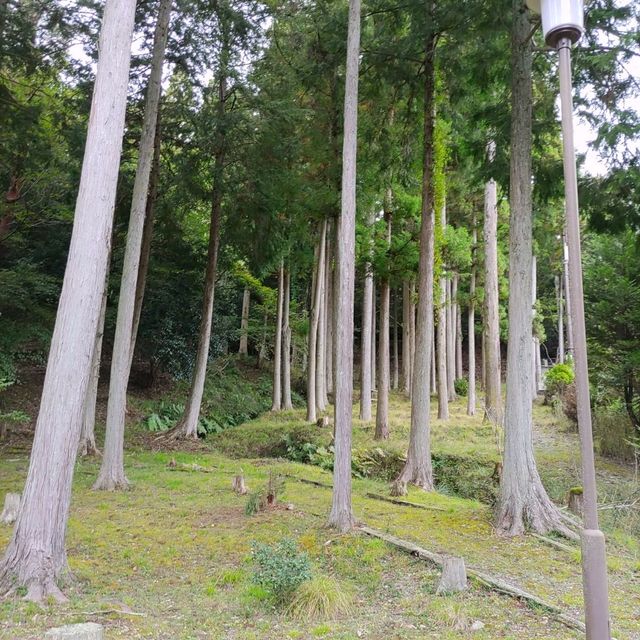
[251,539,312,603]
[245,472,285,516]
[145,402,185,432]
[454,378,468,397]
[593,405,637,461]
[544,363,575,398]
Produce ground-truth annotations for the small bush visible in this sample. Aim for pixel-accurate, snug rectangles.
[593,407,637,461]
[544,363,575,399]
[561,382,578,424]
[454,378,468,397]
[251,538,312,602]
[287,575,352,621]
[245,472,285,515]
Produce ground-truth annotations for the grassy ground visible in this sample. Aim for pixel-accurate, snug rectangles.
[0,369,639,639]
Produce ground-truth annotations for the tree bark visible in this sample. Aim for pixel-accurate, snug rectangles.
[306,220,327,422]
[375,201,392,440]
[431,320,437,394]
[271,261,284,411]
[316,234,327,412]
[402,281,411,394]
[326,243,334,397]
[328,0,360,532]
[393,20,436,494]
[282,268,293,410]
[496,0,567,536]
[437,272,449,420]
[79,280,108,458]
[556,274,564,363]
[392,290,399,390]
[409,281,415,396]
[446,277,456,401]
[483,174,502,425]
[95,0,172,489]
[0,0,137,600]
[239,287,250,355]
[371,279,376,391]
[467,221,477,416]
[455,276,463,380]
[165,61,226,440]
[360,256,373,421]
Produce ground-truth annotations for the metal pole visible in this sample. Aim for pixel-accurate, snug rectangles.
[557,36,611,640]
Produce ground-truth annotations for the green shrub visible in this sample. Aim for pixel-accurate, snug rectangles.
[251,539,312,602]
[454,378,468,397]
[544,363,575,398]
[593,407,637,461]
[287,575,352,621]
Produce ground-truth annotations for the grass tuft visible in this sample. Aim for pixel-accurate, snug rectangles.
[286,575,353,621]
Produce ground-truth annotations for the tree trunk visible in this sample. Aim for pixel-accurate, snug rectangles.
[239,287,250,355]
[563,234,574,359]
[446,277,456,401]
[326,245,334,397]
[360,260,373,421]
[402,281,411,394]
[437,272,449,420]
[282,269,293,410]
[306,220,327,423]
[393,21,436,494]
[165,65,226,440]
[375,202,392,440]
[371,279,377,391]
[271,261,284,411]
[0,0,136,601]
[130,112,162,366]
[328,0,360,532]
[467,222,477,416]
[431,320,437,394]
[318,226,330,409]
[95,0,172,489]
[409,281,416,396]
[79,280,108,457]
[556,275,564,363]
[483,174,502,425]
[531,254,538,400]
[496,0,567,536]
[392,290,399,390]
[455,277,463,380]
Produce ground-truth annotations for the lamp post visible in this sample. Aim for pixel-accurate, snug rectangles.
[525,1,611,638]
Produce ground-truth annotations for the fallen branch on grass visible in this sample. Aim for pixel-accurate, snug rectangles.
[531,533,577,554]
[82,608,147,617]
[284,474,332,488]
[359,525,586,634]
[365,492,447,511]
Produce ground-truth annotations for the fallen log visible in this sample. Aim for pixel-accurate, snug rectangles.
[358,525,586,634]
[365,492,446,512]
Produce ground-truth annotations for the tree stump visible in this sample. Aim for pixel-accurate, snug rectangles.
[317,416,329,428]
[567,487,584,517]
[44,623,104,639]
[436,556,467,594]
[0,492,20,524]
[232,474,247,495]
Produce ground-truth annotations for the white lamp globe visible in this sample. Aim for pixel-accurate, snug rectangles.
[526,0,584,47]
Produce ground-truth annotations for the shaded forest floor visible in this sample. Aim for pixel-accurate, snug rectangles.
[0,361,639,639]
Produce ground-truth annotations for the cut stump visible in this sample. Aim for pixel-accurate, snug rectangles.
[567,487,584,517]
[232,474,248,495]
[0,492,20,524]
[317,416,330,428]
[45,623,104,639]
[437,555,467,594]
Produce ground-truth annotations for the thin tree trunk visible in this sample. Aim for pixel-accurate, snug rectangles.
[392,290,399,390]
[531,254,538,400]
[371,279,376,391]
[271,261,284,411]
[165,63,227,440]
[437,274,449,420]
[95,0,172,489]
[239,287,250,355]
[409,281,416,397]
[375,201,392,440]
[326,245,334,397]
[282,268,293,410]
[0,0,136,601]
[306,220,327,423]
[79,278,108,458]
[328,0,360,532]
[360,257,373,421]
[130,112,162,366]
[431,319,437,394]
[467,221,477,416]
[496,0,567,536]
[483,173,502,425]
[402,281,411,394]
[556,275,564,363]
[446,277,456,401]
[393,19,436,494]
[318,226,330,409]
[455,277,463,380]
[563,236,574,359]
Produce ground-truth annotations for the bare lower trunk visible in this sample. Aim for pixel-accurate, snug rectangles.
[239,287,250,355]
[317,227,330,409]
[467,222,477,416]
[392,290,399,390]
[282,269,293,410]
[409,282,415,396]
[306,221,327,423]
[437,275,449,419]
[446,277,456,401]
[496,1,566,536]
[271,261,284,411]
[455,279,463,380]
[79,282,108,457]
[563,236,574,358]
[328,0,359,532]
[483,175,502,425]
[95,0,172,489]
[402,281,411,394]
[0,0,136,600]
[326,250,334,397]
[431,322,437,394]
[360,262,373,421]
[371,279,376,391]
[393,23,436,494]
[165,67,226,440]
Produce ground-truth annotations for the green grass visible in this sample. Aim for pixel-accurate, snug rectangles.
[0,375,639,639]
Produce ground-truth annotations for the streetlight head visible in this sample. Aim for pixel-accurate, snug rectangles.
[526,0,584,48]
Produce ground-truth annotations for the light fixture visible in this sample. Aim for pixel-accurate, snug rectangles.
[526,0,584,47]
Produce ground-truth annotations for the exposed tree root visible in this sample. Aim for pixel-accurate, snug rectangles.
[92,472,130,491]
[391,461,434,496]
[155,419,199,442]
